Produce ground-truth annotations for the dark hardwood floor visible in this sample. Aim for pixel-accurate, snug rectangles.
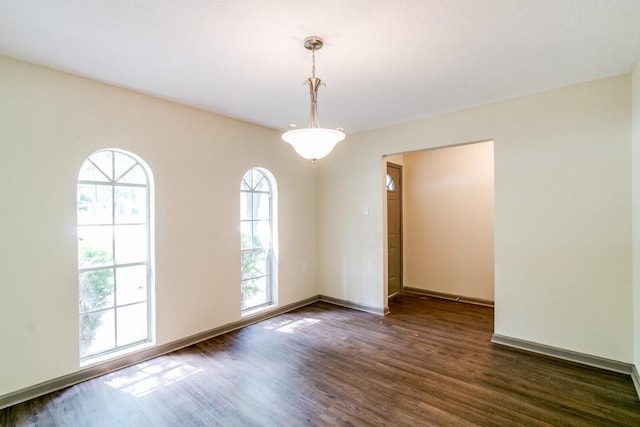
[2,293,640,426]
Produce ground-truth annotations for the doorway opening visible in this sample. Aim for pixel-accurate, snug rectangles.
[384,140,495,310]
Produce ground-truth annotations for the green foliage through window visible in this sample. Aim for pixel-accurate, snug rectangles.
[78,248,114,355]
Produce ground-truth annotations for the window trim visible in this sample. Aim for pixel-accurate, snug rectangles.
[77,148,154,364]
[240,167,277,313]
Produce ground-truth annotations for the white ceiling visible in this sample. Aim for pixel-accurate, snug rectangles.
[1,1,640,134]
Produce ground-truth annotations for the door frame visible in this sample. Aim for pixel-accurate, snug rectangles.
[386,161,403,297]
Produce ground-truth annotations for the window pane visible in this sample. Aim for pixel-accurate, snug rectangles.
[116,265,148,305]
[77,184,112,225]
[241,277,268,309]
[117,303,148,346]
[89,151,114,181]
[241,249,268,280]
[241,175,251,191]
[113,152,136,182]
[252,170,269,191]
[78,226,113,268]
[253,221,271,248]
[386,174,396,191]
[114,225,147,264]
[240,221,253,249]
[80,309,115,358]
[240,192,252,220]
[115,186,147,224]
[245,170,254,188]
[78,159,110,182]
[253,193,270,220]
[79,268,114,313]
[118,164,147,185]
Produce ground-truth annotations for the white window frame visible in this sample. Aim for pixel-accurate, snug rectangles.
[240,167,277,312]
[77,149,154,363]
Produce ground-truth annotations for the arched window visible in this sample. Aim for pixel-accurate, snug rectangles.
[77,149,153,361]
[240,168,276,311]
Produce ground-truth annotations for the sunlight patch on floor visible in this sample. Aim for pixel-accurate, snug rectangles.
[105,357,202,398]
[275,318,320,333]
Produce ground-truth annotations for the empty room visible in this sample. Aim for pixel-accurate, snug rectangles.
[2,1,640,425]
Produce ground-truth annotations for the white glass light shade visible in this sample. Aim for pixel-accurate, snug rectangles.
[282,128,345,161]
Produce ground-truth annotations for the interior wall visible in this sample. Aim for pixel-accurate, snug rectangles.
[632,59,640,371]
[403,142,494,301]
[318,74,633,362]
[0,56,318,397]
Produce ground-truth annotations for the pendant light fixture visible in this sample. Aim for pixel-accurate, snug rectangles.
[282,36,345,163]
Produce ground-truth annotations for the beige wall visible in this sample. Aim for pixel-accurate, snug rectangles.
[0,56,318,396]
[319,75,632,362]
[1,53,637,398]
[402,142,494,301]
[632,59,640,370]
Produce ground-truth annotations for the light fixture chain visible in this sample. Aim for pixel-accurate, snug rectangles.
[311,47,316,78]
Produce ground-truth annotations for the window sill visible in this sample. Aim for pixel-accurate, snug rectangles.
[241,303,278,318]
[80,340,155,368]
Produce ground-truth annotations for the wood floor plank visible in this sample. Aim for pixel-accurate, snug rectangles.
[1,293,640,426]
